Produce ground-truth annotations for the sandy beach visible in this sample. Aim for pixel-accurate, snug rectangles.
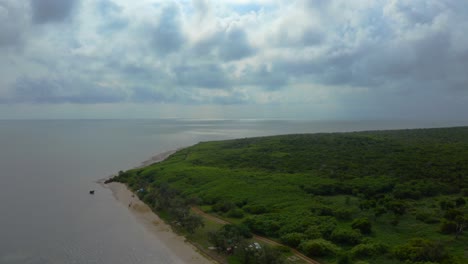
[100,150,215,264]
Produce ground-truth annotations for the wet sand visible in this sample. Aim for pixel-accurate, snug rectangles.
[100,150,215,264]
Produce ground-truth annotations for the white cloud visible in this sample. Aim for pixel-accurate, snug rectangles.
[0,0,467,119]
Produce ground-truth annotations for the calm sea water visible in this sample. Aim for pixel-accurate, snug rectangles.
[0,119,466,264]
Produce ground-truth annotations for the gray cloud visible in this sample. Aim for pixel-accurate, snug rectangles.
[192,0,211,21]
[0,0,467,119]
[269,0,468,95]
[192,26,255,62]
[96,0,127,34]
[0,1,28,47]
[174,64,229,89]
[8,76,126,104]
[31,0,78,24]
[238,64,288,91]
[130,86,177,103]
[150,3,185,55]
[218,27,255,61]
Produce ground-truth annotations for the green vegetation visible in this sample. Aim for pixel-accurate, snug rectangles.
[109,127,468,263]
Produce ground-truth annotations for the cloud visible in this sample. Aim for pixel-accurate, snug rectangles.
[0,1,29,47]
[149,2,185,55]
[31,0,79,24]
[0,0,467,120]
[8,76,126,104]
[174,64,229,89]
[130,85,177,103]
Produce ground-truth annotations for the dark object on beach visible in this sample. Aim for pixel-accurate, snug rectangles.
[89,190,95,194]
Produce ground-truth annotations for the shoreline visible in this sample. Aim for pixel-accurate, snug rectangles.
[99,149,216,264]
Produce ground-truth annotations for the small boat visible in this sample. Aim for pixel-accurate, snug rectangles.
[89,190,95,194]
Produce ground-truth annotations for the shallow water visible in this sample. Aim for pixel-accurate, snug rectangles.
[0,119,466,263]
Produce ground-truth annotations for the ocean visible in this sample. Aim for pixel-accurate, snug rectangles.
[0,119,466,264]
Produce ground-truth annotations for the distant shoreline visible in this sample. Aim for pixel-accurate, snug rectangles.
[99,148,215,264]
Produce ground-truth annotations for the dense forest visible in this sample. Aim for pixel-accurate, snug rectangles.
[109,127,468,264]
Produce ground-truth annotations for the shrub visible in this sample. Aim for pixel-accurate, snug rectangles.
[443,209,463,221]
[280,233,307,248]
[351,242,388,258]
[393,183,421,199]
[335,208,354,220]
[243,217,280,237]
[304,226,322,239]
[274,245,291,254]
[439,219,457,234]
[243,204,268,214]
[415,212,439,224]
[212,201,234,213]
[227,208,245,218]
[312,205,334,216]
[393,238,448,263]
[330,229,362,245]
[208,224,251,253]
[455,197,466,207]
[439,200,455,210]
[337,252,352,264]
[462,188,468,196]
[351,218,372,235]
[299,239,340,257]
[235,224,253,238]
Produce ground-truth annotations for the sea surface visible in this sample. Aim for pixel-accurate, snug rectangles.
[0,119,466,264]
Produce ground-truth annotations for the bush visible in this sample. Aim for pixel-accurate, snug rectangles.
[351,218,372,235]
[351,242,388,258]
[243,204,268,214]
[335,208,354,220]
[439,200,455,210]
[243,217,280,237]
[330,229,362,245]
[312,205,335,216]
[299,239,340,257]
[304,226,322,239]
[415,212,439,224]
[227,208,245,218]
[212,201,234,213]
[209,224,251,253]
[274,245,291,254]
[443,209,463,221]
[455,197,466,207]
[439,219,457,234]
[393,238,448,263]
[461,188,468,196]
[280,233,307,248]
[337,252,352,264]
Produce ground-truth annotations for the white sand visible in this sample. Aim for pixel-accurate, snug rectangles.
[100,150,215,264]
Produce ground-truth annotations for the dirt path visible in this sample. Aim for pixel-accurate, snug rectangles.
[191,207,322,264]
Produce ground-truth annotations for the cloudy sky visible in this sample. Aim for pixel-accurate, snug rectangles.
[0,0,467,119]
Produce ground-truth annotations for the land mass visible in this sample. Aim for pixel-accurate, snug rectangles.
[108,127,468,264]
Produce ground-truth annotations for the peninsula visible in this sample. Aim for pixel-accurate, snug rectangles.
[107,127,468,264]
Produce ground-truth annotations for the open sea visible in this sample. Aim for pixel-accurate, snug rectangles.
[0,119,466,264]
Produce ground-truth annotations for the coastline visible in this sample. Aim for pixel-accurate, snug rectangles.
[100,149,216,264]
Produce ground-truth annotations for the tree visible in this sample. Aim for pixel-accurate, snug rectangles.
[393,238,448,263]
[455,215,467,239]
[299,239,339,257]
[455,197,466,207]
[280,233,307,248]
[351,218,372,235]
[182,214,204,234]
[208,224,250,254]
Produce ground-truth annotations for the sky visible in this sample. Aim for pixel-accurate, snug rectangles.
[0,0,467,120]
